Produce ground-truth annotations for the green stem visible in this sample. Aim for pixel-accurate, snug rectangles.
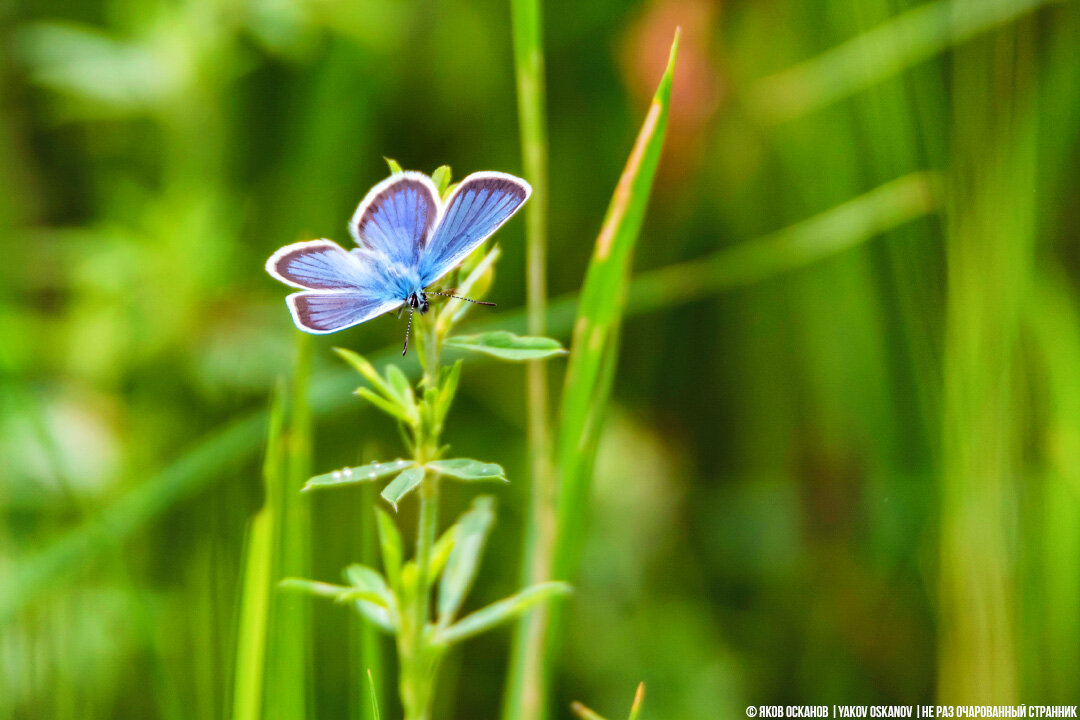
[413,474,438,661]
[506,0,555,717]
[400,313,444,720]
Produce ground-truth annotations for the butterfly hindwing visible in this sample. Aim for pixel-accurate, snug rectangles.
[286,291,402,335]
[419,172,531,286]
[266,239,387,291]
[350,171,440,266]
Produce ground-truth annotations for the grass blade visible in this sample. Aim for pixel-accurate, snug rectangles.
[507,28,679,720]
[554,26,678,597]
[507,0,558,713]
[750,0,1062,123]
[367,669,381,720]
[357,485,387,720]
[230,384,286,720]
[265,334,313,720]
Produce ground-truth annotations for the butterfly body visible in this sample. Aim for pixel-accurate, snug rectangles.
[266,170,530,341]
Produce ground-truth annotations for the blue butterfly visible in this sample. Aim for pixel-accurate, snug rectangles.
[266,170,531,352]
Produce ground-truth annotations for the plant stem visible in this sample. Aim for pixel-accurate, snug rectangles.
[400,314,444,720]
[413,474,438,659]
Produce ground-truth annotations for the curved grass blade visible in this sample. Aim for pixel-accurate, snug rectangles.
[555,28,678,578]
[505,29,680,720]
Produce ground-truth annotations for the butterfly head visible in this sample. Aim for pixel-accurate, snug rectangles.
[407,290,429,315]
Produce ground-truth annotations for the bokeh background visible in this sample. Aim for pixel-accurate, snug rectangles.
[3,0,1080,717]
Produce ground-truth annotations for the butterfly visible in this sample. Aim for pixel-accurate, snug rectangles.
[266,170,531,353]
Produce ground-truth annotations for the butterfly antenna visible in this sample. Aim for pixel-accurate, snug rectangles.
[429,291,496,307]
[402,310,413,356]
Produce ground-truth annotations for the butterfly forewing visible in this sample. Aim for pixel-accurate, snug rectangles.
[419,172,531,286]
[287,292,402,335]
[350,172,440,266]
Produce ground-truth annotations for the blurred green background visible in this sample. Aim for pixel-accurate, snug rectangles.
[3,0,1080,717]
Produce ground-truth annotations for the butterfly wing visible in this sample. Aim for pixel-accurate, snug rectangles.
[286,291,402,334]
[349,171,440,267]
[266,239,386,290]
[266,239,401,334]
[418,171,531,287]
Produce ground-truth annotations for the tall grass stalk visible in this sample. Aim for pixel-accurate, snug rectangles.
[505,0,556,716]
[938,18,1035,703]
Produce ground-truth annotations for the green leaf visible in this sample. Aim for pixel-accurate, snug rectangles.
[335,348,397,400]
[353,599,394,633]
[441,180,459,201]
[345,564,390,595]
[445,331,567,362]
[437,582,571,645]
[355,388,411,425]
[303,459,415,492]
[431,165,452,195]
[384,364,419,424]
[380,466,425,510]
[429,524,457,580]
[344,564,396,632]
[279,577,385,608]
[375,509,403,590]
[384,157,403,174]
[279,577,350,599]
[437,496,495,626]
[427,458,507,483]
[434,361,463,427]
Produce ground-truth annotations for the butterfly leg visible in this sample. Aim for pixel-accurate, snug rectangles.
[402,309,414,355]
